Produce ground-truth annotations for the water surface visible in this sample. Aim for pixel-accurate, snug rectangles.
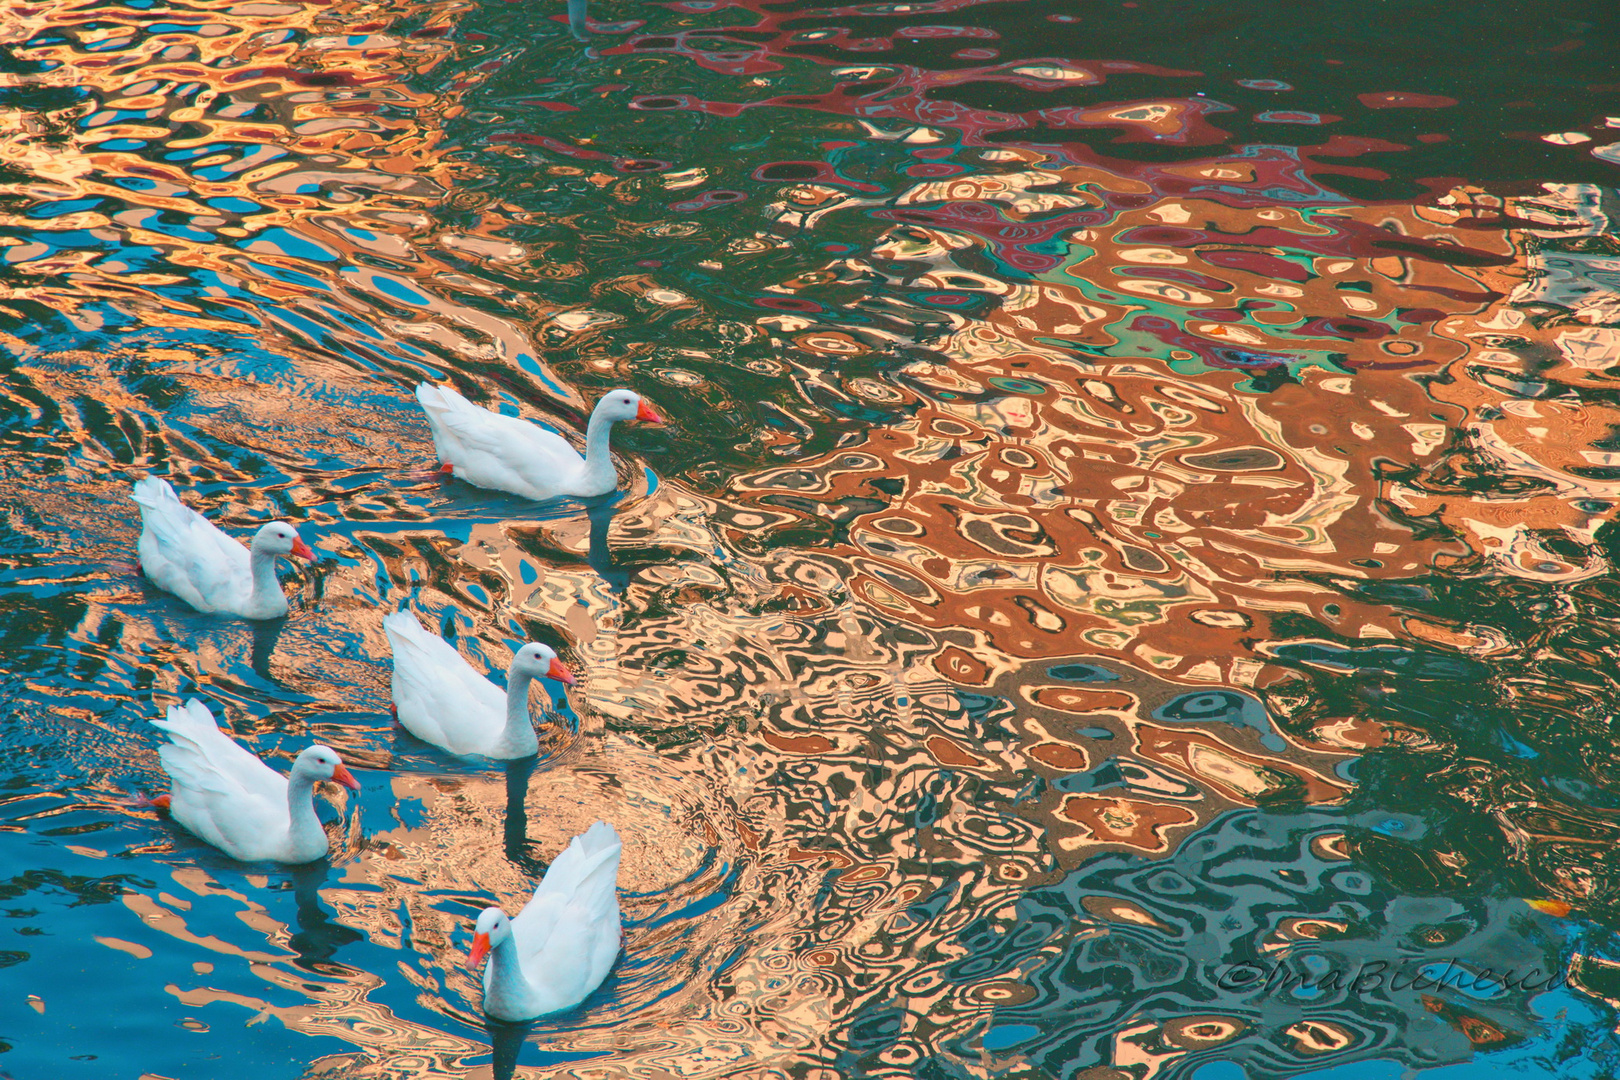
[3,0,1620,1077]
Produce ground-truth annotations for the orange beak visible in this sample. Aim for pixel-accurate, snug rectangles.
[547,657,577,686]
[468,932,490,968]
[331,763,360,791]
[635,400,664,424]
[291,538,316,562]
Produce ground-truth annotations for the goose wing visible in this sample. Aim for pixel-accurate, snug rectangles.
[153,700,287,853]
[415,383,472,462]
[514,822,622,965]
[153,699,286,802]
[416,384,583,494]
[384,611,506,749]
[513,822,622,1005]
[132,478,250,609]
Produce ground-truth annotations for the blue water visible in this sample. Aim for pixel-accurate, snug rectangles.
[4,0,1620,1076]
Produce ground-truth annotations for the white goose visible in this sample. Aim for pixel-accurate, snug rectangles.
[131,477,315,619]
[469,821,623,1020]
[415,384,663,500]
[151,699,360,864]
[384,610,576,759]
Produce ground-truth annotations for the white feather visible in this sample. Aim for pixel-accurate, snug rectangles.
[130,478,306,619]
[151,700,341,863]
[384,611,535,758]
[414,383,646,500]
[482,821,623,1020]
[132,478,251,613]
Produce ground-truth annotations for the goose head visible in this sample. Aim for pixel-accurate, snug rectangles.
[468,906,511,967]
[252,521,316,562]
[594,388,663,425]
[292,744,360,790]
[512,642,576,686]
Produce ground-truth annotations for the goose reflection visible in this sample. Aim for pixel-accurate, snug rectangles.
[586,495,630,593]
[488,1018,536,1080]
[584,495,682,596]
[503,754,549,878]
[285,860,363,971]
[567,0,589,41]
[249,615,287,683]
[482,1016,615,1080]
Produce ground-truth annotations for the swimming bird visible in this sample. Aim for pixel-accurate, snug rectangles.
[131,477,315,619]
[151,699,360,864]
[414,385,663,500]
[468,821,622,1020]
[384,610,576,759]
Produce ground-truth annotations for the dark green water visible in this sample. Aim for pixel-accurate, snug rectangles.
[3,0,1620,1076]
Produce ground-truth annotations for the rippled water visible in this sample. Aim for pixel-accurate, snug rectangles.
[5,0,1620,1077]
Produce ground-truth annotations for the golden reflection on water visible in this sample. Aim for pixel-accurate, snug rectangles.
[3,0,1619,1075]
[0,0,583,426]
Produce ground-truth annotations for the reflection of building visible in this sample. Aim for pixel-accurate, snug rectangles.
[668,166,1620,1074]
[1386,186,1620,583]
[116,856,497,1078]
[735,171,1543,679]
[9,0,1620,1071]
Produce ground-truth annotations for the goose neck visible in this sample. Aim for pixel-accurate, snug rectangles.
[484,930,533,1009]
[578,408,619,496]
[284,772,327,859]
[247,544,289,616]
[502,668,540,757]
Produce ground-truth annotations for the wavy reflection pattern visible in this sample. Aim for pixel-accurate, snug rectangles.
[3,0,1620,1077]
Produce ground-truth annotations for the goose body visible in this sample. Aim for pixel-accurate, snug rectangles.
[152,699,360,863]
[469,821,623,1020]
[415,384,662,500]
[384,611,576,759]
[131,477,314,619]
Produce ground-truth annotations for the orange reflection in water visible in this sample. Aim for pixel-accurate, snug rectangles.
[4,0,1616,1074]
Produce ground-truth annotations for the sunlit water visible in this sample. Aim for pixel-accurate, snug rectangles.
[4,0,1620,1077]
